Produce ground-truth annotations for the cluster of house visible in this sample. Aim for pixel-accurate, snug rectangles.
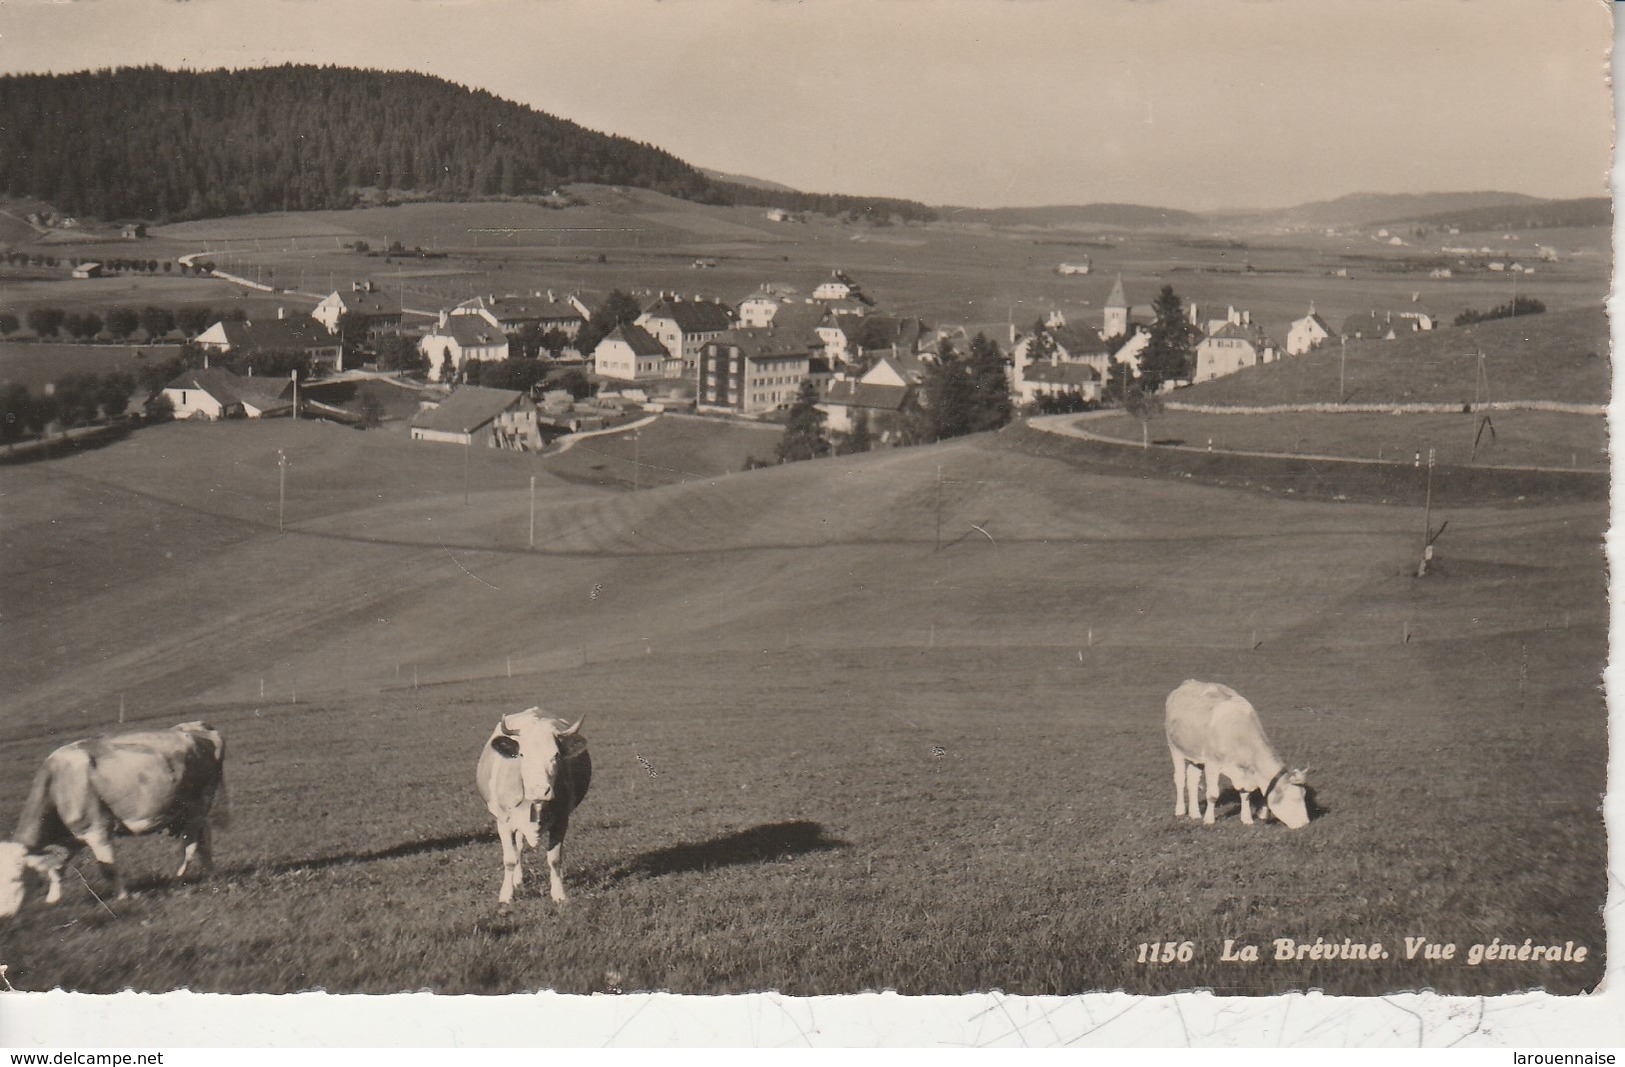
[153,267,1448,451]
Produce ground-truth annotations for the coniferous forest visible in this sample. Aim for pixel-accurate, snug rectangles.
[0,65,936,224]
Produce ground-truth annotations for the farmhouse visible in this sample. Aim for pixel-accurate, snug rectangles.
[1286,307,1333,356]
[697,328,816,415]
[818,378,910,440]
[409,385,541,450]
[419,313,510,382]
[160,367,248,420]
[312,280,404,335]
[195,314,344,374]
[812,270,873,306]
[71,262,102,280]
[593,324,677,382]
[637,295,736,372]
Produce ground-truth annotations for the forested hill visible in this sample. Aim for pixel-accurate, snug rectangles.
[0,65,936,224]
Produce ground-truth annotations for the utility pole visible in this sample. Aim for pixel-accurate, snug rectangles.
[463,440,470,506]
[1339,337,1346,402]
[632,428,640,491]
[934,465,943,551]
[1418,447,1436,576]
[529,475,536,549]
[277,449,287,532]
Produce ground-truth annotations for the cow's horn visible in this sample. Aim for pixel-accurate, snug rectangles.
[498,717,519,737]
[559,715,586,736]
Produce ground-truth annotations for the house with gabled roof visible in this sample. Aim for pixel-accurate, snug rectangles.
[593,324,677,382]
[1286,306,1334,356]
[636,295,736,372]
[312,280,403,335]
[812,270,872,305]
[195,313,343,374]
[161,368,247,420]
[1193,320,1277,383]
[409,385,540,450]
[420,313,510,382]
[1340,309,1432,342]
[819,314,930,368]
[738,286,798,328]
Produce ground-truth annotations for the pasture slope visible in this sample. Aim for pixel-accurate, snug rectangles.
[0,418,1605,995]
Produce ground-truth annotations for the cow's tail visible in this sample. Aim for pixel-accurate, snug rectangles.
[12,760,56,849]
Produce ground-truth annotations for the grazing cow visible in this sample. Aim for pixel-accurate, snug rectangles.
[476,708,590,910]
[0,721,227,918]
[1165,680,1310,829]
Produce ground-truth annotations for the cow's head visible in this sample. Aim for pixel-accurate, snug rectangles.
[489,709,586,804]
[1267,768,1311,829]
[0,842,68,919]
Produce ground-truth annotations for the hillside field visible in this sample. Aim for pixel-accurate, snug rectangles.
[0,418,1605,995]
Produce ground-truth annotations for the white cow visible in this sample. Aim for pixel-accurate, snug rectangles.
[475,708,590,911]
[1165,680,1310,828]
[0,721,228,918]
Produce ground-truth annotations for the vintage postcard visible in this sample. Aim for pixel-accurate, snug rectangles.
[0,0,1616,1049]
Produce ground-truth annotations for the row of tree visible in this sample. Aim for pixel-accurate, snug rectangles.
[0,66,936,226]
[9,304,248,341]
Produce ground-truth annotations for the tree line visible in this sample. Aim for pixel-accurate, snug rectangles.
[1454,297,1546,327]
[0,66,935,225]
[6,303,251,341]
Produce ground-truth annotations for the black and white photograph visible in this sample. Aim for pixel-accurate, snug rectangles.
[0,0,1618,1048]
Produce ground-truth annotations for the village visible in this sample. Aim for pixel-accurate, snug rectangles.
[150,262,1444,455]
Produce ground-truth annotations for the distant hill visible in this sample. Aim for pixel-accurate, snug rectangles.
[1255,191,1545,230]
[0,66,936,225]
[701,168,799,195]
[1396,197,1612,233]
[943,203,1205,230]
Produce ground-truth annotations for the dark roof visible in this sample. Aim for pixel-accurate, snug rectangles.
[821,380,909,412]
[334,289,402,317]
[756,302,828,347]
[411,385,527,434]
[434,316,509,348]
[598,324,668,357]
[215,317,338,351]
[162,367,246,405]
[641,297,735,334]
[475,296,584,323]
[1048,324,1110,357]
[706,327,817,361]
[234,374,295,408]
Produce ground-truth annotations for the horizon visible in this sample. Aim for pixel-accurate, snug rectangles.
[0,0,1611,213]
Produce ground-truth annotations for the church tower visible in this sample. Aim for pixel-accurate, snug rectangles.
[1102,274,1129,338]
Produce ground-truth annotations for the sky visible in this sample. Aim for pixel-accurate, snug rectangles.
[0,0,1614,211]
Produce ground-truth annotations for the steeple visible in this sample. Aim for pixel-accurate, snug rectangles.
[1105,273,1127,310]
[1103,274,1129,338]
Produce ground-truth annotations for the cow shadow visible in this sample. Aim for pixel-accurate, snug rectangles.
[111,828,501,892]
[591,820,846,887]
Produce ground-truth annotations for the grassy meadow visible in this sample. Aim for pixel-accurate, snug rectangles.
[0,417,1606,995]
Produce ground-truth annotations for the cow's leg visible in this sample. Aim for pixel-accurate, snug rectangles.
[1170,751,1187,817]
[1203,768,1220,825]
[1186,764,1204,821]
[82,828,125,900]
[42,862,64,905]
[496,822,520,912]
[545,823,568,903]
[1238,789,1255,825]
